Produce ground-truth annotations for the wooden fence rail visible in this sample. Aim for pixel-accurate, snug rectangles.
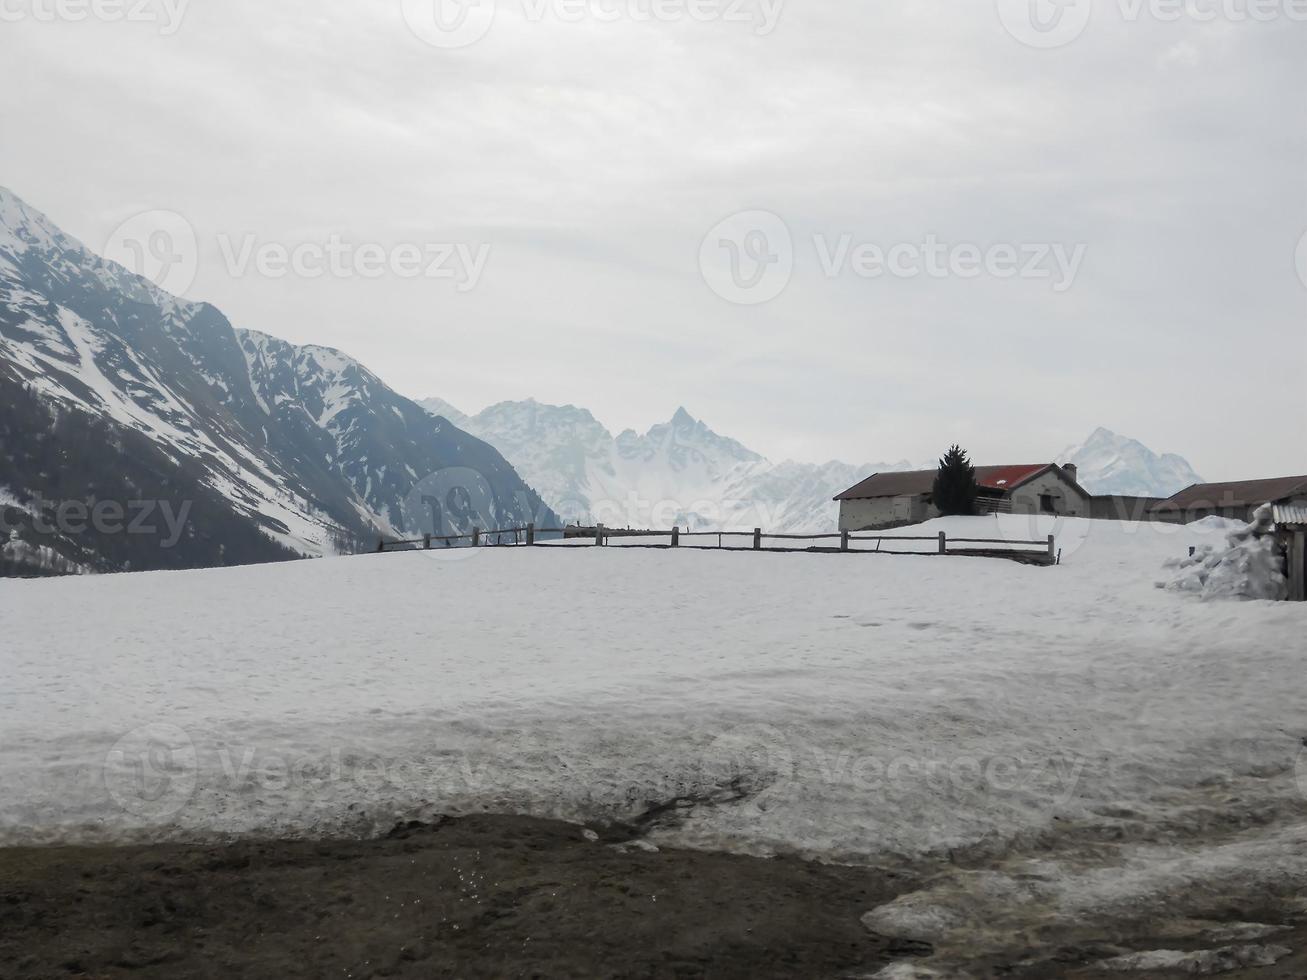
[376,524,1058,565]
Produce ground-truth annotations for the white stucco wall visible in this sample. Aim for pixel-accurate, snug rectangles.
[1008,469,1090,517]
[838,495,932,531]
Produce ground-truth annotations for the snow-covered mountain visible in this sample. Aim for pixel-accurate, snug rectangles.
[0,187,555,575]
[420,398,918,532]
[1057,427,1202,498]
[421,399,1205,532]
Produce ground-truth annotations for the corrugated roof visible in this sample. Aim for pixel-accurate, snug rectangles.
[1154,476,1307,512]
[834,464,1058,501]
[1274,504,1307,527]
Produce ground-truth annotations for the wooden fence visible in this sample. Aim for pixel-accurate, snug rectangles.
[376,525,1058,565]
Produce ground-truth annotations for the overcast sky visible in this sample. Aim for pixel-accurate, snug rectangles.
[2,0,1303,478]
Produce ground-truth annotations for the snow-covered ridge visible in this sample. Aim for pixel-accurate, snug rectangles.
[0,187,553,573]
[0,185,197,318]
[420,397,920,532]
[0,185,73,256]
[0,192,359,558]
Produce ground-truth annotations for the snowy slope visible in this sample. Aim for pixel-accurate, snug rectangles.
[419,398,917,532]
[1058,426,1202,497]
[0,187,555,573]
[3,517,1305,971]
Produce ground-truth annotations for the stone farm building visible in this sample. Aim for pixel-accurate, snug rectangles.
[1152,475,1307,524]
[834,463,1090,532]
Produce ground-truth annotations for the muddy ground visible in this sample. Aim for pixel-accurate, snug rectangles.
[0,814,925,980]
[2,813,1302,979]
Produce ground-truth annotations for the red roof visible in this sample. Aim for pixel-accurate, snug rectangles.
[975,464,1047,491]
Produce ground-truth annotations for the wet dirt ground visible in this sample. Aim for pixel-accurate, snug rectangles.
[3,813,1303,979]
[0,814,925,980]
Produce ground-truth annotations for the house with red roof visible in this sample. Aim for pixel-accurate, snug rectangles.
[834,463,1091,531]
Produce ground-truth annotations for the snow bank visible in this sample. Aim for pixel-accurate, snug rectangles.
[1093,944,1292,973]
[4,514,1299,850]
[1158,505,1289,601]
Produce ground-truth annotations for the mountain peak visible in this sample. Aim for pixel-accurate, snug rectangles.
[671,406,696,425]
[0,187,70,256]
[1058,427,1201,497]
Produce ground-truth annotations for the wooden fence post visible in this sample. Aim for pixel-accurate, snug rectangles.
[1047,535,1055,562]
[423,533,431,550]
[527,523,535,546]
[841,530,849,552]
[938,531,947,555]
[595,524,604,546]
[671,526,680,548]
[753,528,762,550]
[472,527,480,547]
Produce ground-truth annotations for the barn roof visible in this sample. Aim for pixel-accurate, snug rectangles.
[834,464,1058,501]
[1154,476,1307,512]
[979,464,1051,491]
[1272,503,1307,528]
[833,470,935,501]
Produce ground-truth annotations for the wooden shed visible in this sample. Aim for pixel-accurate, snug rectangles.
[1274,504,1307,602]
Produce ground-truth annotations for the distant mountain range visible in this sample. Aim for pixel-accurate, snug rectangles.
[421,399,1203,532]
[420,397,919,532]
[0,188,555,575]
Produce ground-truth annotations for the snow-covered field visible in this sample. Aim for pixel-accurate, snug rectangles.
[4,514,1306,967]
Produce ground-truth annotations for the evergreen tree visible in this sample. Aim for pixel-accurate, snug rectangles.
[932,445,978,516]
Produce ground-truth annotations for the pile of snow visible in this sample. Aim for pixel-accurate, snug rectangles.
[1159,506,1289,601]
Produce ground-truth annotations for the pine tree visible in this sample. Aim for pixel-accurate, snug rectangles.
[932,445,978,516]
